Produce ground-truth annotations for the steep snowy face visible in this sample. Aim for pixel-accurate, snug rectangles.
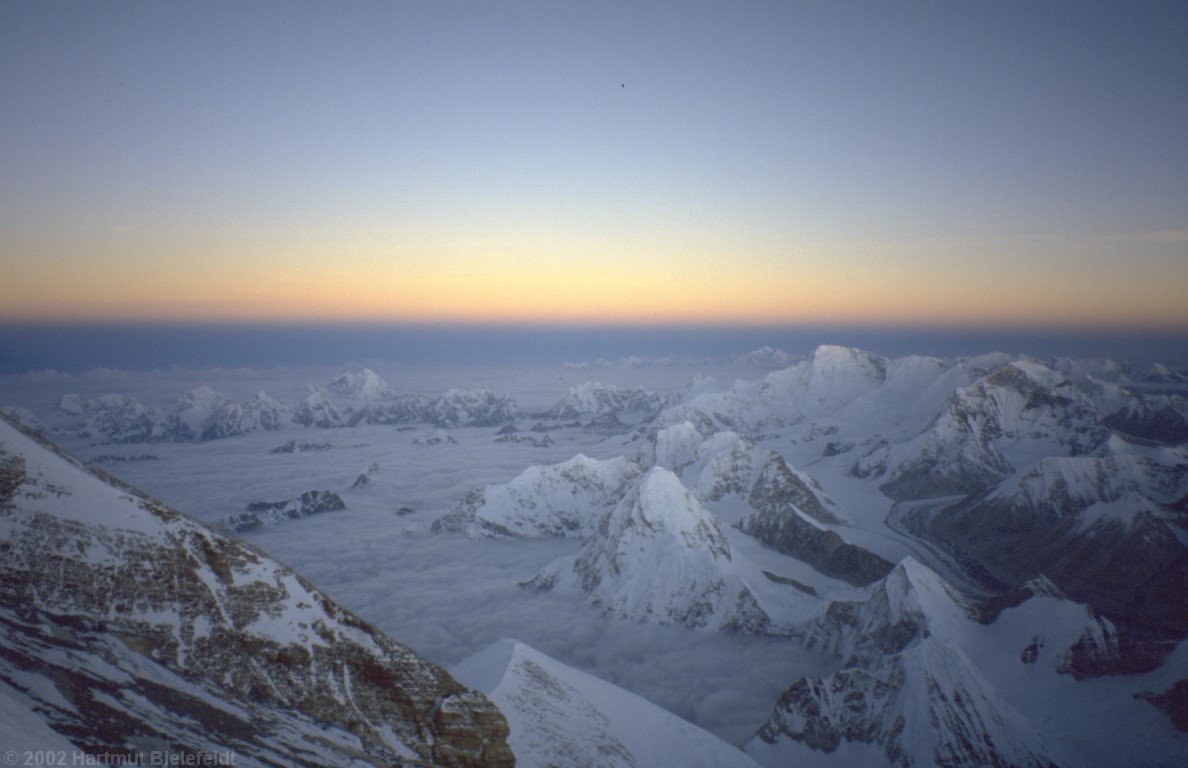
[750,559,1059,768]
[526,468,770,634]
[872,361,1109,500]
[921,454,1188,636]
[0,416,513,767]
[453,639,762,768]
[546,381,670,420]
[433,454,643,538]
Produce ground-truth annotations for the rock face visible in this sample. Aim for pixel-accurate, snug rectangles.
[452,639,761,768]
[527,468,770,634]
[433,455,642,539]
[1103,395,1188,445]
[750,559,1060,768]
[737,498,892,588]
[0,415,513,766]
[221,490,348,533]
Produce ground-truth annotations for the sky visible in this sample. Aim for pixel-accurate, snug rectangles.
[1,1,1186,330]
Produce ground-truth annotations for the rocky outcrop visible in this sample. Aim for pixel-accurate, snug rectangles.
[269,439,332,454]
[221,490,347,533]
[0,414,513,766]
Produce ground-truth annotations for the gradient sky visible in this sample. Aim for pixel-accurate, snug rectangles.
[1,1,1185,328]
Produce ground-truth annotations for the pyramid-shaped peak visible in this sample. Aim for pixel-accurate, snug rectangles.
[329,368,394,400]
[879,556,966,625]
[630,467,725,547]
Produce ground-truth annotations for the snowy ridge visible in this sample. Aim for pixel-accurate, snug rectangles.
[453,639,761,768]
[433,454,643,538]
[0,415,513,766]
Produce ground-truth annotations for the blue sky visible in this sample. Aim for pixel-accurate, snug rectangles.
[1,1,1185,327]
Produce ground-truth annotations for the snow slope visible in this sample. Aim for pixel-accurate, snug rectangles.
[453,639,761,768]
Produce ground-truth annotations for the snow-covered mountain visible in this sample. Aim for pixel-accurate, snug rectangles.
[428,388,520,428]
[527,468,774,634]
[48,393,163,443]
[49,388,288,443]
[327,368,397,401]
[658,345,893,433]
[0,414,513,765]
[9,345,1186,765]
[452,639,761,768]
[434,454,642,538]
